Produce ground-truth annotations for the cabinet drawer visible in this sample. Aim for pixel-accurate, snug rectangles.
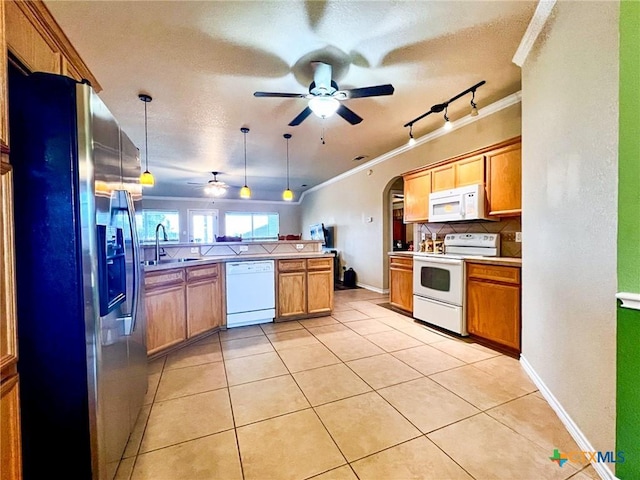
[307,258,332,270]
[389,256,413,270]
[186,264,219,282]
[278,259,306,272]
[467,263,520,284]
[145,268,185,289]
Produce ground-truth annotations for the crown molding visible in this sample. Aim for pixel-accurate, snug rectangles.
[616,292,640,311]
[512,0,557,67]
[299,91,522,203]
[142,195,301,205]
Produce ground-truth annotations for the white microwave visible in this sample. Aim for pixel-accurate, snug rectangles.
[428,184,492,222]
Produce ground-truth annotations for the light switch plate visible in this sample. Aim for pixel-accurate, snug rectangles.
[190,247,199,254]
[296,244,304,250]
[239,245,249,252]
[516,232,522,242]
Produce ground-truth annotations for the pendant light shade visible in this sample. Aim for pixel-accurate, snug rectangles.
[138,94,154,187]
[240,127,251,199]
[282,133,294,201]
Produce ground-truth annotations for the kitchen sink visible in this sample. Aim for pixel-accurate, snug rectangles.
[142,257,200,266]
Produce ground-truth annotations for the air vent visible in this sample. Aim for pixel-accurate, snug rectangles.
[352,155,368,162]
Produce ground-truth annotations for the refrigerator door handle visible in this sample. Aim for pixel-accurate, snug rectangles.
[117,189,141,336]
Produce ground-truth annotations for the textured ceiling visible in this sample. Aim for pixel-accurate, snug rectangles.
[45,0,536,201]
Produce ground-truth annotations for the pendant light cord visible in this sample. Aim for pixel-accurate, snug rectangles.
[144,100,149,171]
[286,137,290,189]
[243,130,247,185]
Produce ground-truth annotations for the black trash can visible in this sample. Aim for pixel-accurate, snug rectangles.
[343,267,356,288]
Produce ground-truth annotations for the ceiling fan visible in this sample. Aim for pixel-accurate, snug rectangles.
[254,61,394,126]
[188,171,229,197]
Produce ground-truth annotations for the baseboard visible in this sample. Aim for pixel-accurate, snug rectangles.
[519,355,617,480]
[355,282,386,294]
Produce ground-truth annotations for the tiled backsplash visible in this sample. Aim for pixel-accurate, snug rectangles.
[416,216,522,257]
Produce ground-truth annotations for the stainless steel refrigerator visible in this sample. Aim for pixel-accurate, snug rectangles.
[9,71,147,480]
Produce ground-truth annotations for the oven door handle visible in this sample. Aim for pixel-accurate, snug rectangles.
[413,257,461,266]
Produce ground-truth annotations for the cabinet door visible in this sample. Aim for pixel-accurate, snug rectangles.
[1,375,22,480]
[145,285,186,355]
[278,271,306,318]
[403,170,431,222]
[186,277,223,338]
[1,166,18,375]
[1,0,7,147]
[389,256,413,313]
[467,279,520,350]
[307,270,333,315]
[486,142,522,216]
[455,154,485,187]
[431,163,456,192]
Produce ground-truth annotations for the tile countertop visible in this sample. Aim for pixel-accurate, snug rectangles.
[143,252,335,273]
[388,251,522,267]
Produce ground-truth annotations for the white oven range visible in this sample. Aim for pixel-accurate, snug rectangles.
[412,233,499,335]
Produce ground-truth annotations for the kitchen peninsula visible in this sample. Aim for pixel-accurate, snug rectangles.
[143,240,334,357]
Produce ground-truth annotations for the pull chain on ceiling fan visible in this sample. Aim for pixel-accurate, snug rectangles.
[254,61,394,127]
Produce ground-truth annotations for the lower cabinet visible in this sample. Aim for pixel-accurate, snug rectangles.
[389,255,413,313]
[0,375,22,480]
[145,263,224,356]
[186,264,224,337]
[466,262,521,351]
[277,257,333,320]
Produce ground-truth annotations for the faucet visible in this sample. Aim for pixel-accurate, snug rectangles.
[155,223,168,262]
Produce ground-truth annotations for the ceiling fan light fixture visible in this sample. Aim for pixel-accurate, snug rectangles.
[308,96,340,118]
[204,173,228,197]
[138,94,154,187]
[240,127,251,199]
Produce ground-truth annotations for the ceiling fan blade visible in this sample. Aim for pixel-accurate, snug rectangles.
[341,84,395,99]
[336,104,363,125]
[187,182,204,185]
[254,91,307,98]
[311,61,332,91]
[288,106,313,126]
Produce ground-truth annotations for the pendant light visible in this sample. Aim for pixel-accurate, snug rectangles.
[282,133,294,201]
[138,94,154,187]
[239,127,251,199]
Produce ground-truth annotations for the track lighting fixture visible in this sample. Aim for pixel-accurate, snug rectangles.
[138,94,154,186]
[282,133,294,201]
[239,127,251,199]
[470,90,479,117]
[403,80,485,136]
[408,124,416,146]
[443,106,452,131]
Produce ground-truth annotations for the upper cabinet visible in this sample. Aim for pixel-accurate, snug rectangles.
[1,0,7,147]
[5,1,100,87]
[486,141,522,217]
[403,137,521,222]
[403,170,431,223]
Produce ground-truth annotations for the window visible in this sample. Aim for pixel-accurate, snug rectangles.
[224,212,279,241]
[189,209,219,243]
[136,210,180,243]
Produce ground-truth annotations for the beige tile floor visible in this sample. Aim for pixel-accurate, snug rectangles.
[117,288,599,480]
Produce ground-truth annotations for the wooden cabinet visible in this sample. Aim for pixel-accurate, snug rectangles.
[145,269,187,355]
[4,1,100,88]
[486,141,522,216]
[186,264,224,338]
[1,149,21,480]
[389,255,413,313]
[277,258,333,320]
[1,375,22,480]
[403,170,431,222]
[431,163,456,192]
[1,0,8,148]
[466,262,521,352]
[455,154,485,188]
[307,258,333,315]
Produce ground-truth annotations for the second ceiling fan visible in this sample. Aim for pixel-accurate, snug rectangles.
[254,61,394,126]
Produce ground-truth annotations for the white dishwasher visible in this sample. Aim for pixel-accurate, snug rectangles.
[226,260,275,328]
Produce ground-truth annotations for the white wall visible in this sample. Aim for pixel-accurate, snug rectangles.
[521,0,618,457]
[142,197,302,243]
[300,103,522,290]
